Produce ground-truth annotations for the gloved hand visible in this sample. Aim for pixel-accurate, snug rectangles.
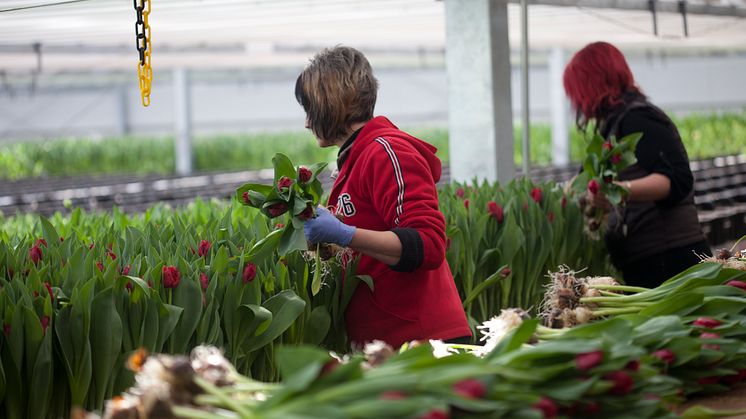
[304,206,356,247]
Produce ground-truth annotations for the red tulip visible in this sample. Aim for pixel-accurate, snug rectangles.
[453,378,487,399]
[298,204,315,221]
[602,141,613,151]
[162,266,181,289]
[625,359,641,372]
[29,245,43,265]
[267,202,289,218]
[420,410,449,419]
[700,332,720,339]
[533,397,558,418]
[698,376,720,385]
[298,166,313,183]
[242,191,252,205]
[59,236,64,242]
[107,251,117,261]
[693,317,721,329]
[45,282,54,303]
[547,211,555,223]
[500,267,511,278]
[41,315,50,334]
[122,265,131,276]
[96,261,104,272]
[242,262,257,284]
[575,350,604,371]
[725,280,746,291]
[530,187,542,203]
[611,153,622,165]
[380,391,407,400]
[588,179,600,195]
[198,240,211,257]
[277,176,294,191]
[604,371,634,395]
[88,242,95,250]
[455,188,465,199]
[561,196,567,209]
[200,273,209,291]
[652,349,676,364]
[275,223,285,230]
[464,199,470,209]
[487,201,504,223]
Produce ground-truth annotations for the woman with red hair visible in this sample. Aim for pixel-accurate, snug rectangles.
[563,41,711,287]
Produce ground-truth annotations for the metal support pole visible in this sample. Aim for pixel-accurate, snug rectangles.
[116,85,130,137]
[173,67,193,176]
[520,0,530,176]
[549,47,570,167]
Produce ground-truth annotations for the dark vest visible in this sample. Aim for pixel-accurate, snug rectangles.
[601,101,706,268]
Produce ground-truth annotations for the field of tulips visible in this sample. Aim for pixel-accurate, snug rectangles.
[1,111,744,179]
[0,171,614,418]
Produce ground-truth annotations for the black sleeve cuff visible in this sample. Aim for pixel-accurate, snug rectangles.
[390,228,424,272]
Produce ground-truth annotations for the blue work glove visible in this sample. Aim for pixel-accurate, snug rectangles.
[304,206,356,247]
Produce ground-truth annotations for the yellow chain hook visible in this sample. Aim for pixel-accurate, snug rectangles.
[135,0,152,107]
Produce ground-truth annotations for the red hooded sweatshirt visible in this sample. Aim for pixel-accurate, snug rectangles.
[328,116,471,348]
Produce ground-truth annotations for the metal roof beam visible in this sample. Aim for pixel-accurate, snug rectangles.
[508,0,746,18]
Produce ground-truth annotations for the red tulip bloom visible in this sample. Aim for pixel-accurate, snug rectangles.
[267,202,289,218]
[89,242,95,250]
[725,280,746,291]
[275,223,285,230]
[698,376,720,385]
[463,199,470,209]
[242,191,252,205]
[45,282,54,303]
[107,251,117,261]
[122,265,131,276]
[41,315,50,334]
[611,153,623,165]
[500,267,511,278]
[625,359,640,372]
[700,332,720,340]
[455,188,465,199]
[198,240,211,257]
[380,391,407,400]
[693,317,721,329]
[652,349,676,364]
[588,179,600,195]
[575,350,604,371]
[162,266,181,289]
[453,378,487,399]
[277,176,294,191]
[530,187,543,203]
[561,196,567,209]
[547,211,555,223]
[96,261,104,272]
[420,410,449,419]
[200,273,209,291]
[487,201,504,223]
[59,236,64,242]
[29,245,43,265]
[298,204,315,221]
[604,371,634,395]
[298,166,313,183]
[242,262,257,284]
[533,397,558,418]
[602,141,613,151]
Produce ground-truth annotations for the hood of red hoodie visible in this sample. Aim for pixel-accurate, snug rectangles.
[341,116,442,183]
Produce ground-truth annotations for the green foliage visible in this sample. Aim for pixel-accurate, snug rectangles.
[1,111,744,180]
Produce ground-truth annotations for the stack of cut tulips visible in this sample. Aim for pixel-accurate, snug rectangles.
[95,260,746,419]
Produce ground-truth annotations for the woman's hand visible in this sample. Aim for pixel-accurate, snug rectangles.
[304,206,356,247]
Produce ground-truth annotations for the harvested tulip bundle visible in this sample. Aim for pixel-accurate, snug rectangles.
[700,246,746,271]
[570,132,642,240]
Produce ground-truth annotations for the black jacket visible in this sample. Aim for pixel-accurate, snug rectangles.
[600,99,706,268]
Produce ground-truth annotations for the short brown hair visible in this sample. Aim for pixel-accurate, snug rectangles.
[295,46,378,142]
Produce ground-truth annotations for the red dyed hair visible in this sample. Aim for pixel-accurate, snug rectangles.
[563,42,642,128]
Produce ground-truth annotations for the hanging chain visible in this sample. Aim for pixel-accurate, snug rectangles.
[134,0,152,106]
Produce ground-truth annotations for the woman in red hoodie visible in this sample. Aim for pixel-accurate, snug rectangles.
[295,46,471,349]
